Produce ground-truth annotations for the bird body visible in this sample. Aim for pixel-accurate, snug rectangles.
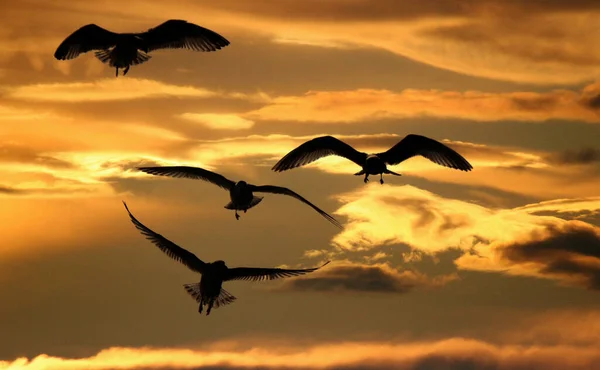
[136,166,341,227]
[122,202,329,315]
[54,20,230,76]
[225,181,264,216]
[272,134,472,184]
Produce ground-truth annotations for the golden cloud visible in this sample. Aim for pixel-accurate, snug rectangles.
[331,185,600,288]
[179,113,255,130]
[4,78,217,102]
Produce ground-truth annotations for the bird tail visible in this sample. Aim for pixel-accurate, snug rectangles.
[183,283,237,308]
[94,49,152,67]
[384,169,401,176]
[224,196,264,210]
[353,170,365,176]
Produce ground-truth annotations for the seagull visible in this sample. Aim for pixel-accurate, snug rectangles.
[123,201,329,315]
[137,166,342,228]
[272,134,473,184]
[54,19,230,76]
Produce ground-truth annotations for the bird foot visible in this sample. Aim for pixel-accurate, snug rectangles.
[123,66,130,76]
[235,212,240,220]
[380,179,384,184]
[243,209,247,213]
[364,177,369,184]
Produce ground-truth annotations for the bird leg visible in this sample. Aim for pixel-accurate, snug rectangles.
[364,174,369,183]
[235,211,240,220]
[243,209,247,213]
[198,301,203,314]
[115,67,119,77]
[206,301,214,316]
[123,65,130,76]
[380,173,384,184]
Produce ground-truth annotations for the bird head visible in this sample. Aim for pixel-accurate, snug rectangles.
[236,181,248,188]
[212,260,228,270]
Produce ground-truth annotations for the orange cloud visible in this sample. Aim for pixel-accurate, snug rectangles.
[2,337,599,370]
[4,1,600,84]
[245,84,600,123]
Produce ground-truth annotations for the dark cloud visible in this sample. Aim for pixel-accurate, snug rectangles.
[0,183,93,196]
[206,0,600,22]
[279,263,456,294]
[0,143,74,168]
[584,94,600,109]
[547,148,600,165]
[500,223,600,289]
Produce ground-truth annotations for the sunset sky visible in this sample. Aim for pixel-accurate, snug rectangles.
[1,1,600,369]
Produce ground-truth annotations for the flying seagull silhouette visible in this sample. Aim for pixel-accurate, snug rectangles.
[137,166,342,228]
[272,135,473,184]
[123,201,329,315]
[54,20,229,76]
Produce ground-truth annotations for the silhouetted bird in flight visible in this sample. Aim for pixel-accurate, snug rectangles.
[137,166,342,228]
[272,135,473,184]
[123,201,329,315]
[54,20,229,76]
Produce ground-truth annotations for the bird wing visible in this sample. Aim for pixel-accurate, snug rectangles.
[249,185,342,229]
[54,24,119,60]
[140,19,230,52]
[224,261,330,282]
[272,136,367,172]
[123,201,205,273]
[137,166,236,191]
[377,134,473,171]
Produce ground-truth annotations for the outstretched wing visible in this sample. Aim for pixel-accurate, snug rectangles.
[272,136,367,172]
[137,166,236,191]
[140,19,230,52]
[250,185,342,229]
[54,24,119,60]
[225,261,330,282]
[378,134,473,171]
[123,201,205,273]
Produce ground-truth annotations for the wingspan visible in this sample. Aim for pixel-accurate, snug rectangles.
[225,261,330,282]
[122,201,205,273]
[54,24,119,60]
[137,166,236,191]
[250,185,342,229]
[272,136,367,172]
[140,19,230,52]
[377,134,473,171]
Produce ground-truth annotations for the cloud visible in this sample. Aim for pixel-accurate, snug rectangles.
[331,185,600,289]
[278,261,457,294]
[0,143,73,169]
[482,223,600,290]
[179,113,255,130]
[2,337,599,370]
[2,0,600,84]
[546,148,600,165]
[245,84,600,124]
[3,78,217,102]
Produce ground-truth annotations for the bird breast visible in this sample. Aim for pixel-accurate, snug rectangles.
[200,274,223,299]
[365,155,386,174]
[230,185,253,205]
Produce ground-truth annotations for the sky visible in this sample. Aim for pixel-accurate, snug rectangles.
[0,0,599,369]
